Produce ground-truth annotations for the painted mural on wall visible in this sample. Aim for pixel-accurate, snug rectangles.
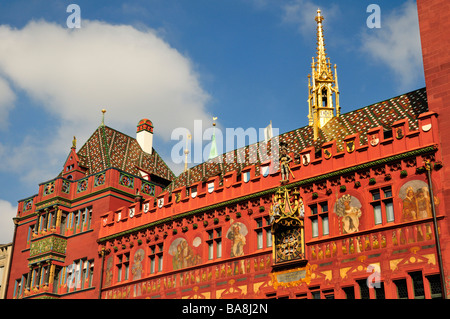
[104,256,113,287]
[131,248,144,297]
[334,194,362,234]
[226,222,248,257]
[399,180,439,221]
[169,237,202,271]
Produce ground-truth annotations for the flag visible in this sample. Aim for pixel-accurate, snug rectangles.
[208,117,218,160]
[264,121,273,142]
[208,131,218,159]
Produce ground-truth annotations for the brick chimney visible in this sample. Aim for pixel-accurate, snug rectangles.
[136,118,154,154]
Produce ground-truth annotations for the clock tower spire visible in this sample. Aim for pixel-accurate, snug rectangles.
[308,9,340,140]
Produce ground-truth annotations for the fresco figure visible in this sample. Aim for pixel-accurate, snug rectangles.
[400,180,440,222]
[402,186,417,221]
[104,256,113,287]
[227,222,247,257]
[335,194,362,234]
[131,249,144,297]
[169,237,201,271]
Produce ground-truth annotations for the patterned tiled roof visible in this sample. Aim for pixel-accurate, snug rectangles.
[166,88,428,192]
[75,125,175,181]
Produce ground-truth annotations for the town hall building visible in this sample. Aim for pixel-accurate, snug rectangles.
[5,0,450,299]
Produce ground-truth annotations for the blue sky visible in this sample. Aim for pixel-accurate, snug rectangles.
[0,0,424,242]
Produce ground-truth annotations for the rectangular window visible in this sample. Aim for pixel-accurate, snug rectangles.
[216,239,222,259]
[370,186,394,225]
[375,282,385,299]
[322,216,329,236]
[357,279,370,299]
[255,218,263,249]
[343,286,355,299]
[158,255,163,272]
[373,203,382,225]
[207,227,222,259]
[309,202,328,238]
[385,200,394,223]
[410,271,425,299]
[150,256,155,274]
[257,230,263,249]
[266,228,272,247]
[208,241,214,260]
[311,218,318,238]
[149,244,162,274]
[427,274,442,299]
[27,226,33,245]
[60,213,67,235]
[394,279,409,299]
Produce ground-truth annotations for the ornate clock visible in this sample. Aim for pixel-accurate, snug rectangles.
[270,187,307,265]
[275,228,304,263]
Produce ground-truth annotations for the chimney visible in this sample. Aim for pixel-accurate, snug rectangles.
[136,118,154,154]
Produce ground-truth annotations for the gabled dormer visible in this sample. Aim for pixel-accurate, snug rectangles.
[62,136,87,180]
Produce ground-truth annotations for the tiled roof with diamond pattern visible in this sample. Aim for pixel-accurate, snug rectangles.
[166,88,428,192]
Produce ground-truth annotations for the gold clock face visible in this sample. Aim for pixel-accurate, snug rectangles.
[275,228,303,262]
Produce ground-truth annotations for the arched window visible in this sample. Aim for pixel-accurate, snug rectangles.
[321,88,328,107]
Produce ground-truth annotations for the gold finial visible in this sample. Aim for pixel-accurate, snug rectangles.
[314,8,327,76]
[212,116,217,127]
[72,136,77,149]
[315,9,324,23]
[101,109,106,126]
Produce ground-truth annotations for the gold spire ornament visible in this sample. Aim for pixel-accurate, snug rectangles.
[101,109,106,126]
[307,9,340,140]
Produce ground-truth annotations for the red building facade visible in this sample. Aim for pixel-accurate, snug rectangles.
[5,1,450,299]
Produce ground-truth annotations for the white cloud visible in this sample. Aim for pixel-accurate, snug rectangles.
[0,19,213,183]
[360,1,424,90]
[0,199,16,243]
[0,77,15,130]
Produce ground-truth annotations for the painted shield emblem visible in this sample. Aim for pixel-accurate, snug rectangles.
[208,182,215,193]
[346,140,355,153]
[224,177,233,188]
[302,154,310,166]
[191,186,198,198]
[422,123,431,132]
[129,208,135,218]
[157,198,164,208]
[243,171,250,183]
[261,165,270,177]
[370,134,379,147]
[143,202,149,213]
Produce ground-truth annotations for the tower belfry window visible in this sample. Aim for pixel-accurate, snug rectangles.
[322,88,328,107]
